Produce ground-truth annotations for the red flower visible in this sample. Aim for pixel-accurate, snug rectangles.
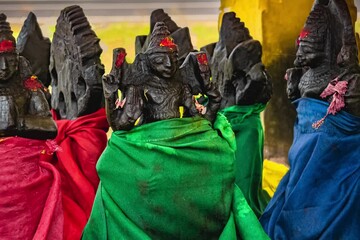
[159,37,177,50]
[0,40,15,53]
[24,75,43,91]
[296,28,310,46]
[196,53,208,65]
[115,50,127,69]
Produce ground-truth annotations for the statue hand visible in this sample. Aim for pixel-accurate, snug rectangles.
[232,62,272,105]
[102,74,119,99]
[285,67,303,101]
[246,62,266,82]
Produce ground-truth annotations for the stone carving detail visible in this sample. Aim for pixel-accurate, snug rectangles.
[50,5,105,119]
[286,0,360,117]
[104,22,220,131]
[202,12,272,109]
[17,12,51,88]
[0,13,56,139]
[135,9,194,64]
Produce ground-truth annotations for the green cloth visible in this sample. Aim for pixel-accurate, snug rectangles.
[82,114,269,240]
[221,104,271,218]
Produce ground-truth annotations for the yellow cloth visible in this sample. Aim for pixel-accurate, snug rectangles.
[262,160,288,197]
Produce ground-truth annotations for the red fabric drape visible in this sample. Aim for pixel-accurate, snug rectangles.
[52,108,109,240]
[0,137,63,240]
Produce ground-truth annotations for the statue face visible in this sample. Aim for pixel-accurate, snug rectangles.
[294,41,325,68]
[148,48,178,79]
[0,52,18,82]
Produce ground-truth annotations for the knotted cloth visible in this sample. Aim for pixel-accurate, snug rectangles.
[221,104,270,217]
[260,98,360,239]
[82,114,269,240]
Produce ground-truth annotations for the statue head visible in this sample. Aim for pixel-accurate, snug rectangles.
[294,3,336,68]
[136,10,193,65]
[219,12,252,57]
[146,22,178,79]
[0,14,18,83]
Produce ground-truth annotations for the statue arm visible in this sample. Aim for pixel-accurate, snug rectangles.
[202,79,221,122]
[233,62,272,104]
[115,85,143,131]
[197,55,221,122]
[285,67,304,101]
[182,85,199,117]
[103,73,143,131]
[180,51,221,121]
[103,73,120,129]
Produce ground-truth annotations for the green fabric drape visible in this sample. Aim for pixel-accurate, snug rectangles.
[82,114,269,239]
[221,104,270,217]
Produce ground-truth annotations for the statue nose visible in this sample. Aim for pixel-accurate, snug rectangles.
[0,56,7,70]
[163,56,172,67]
[294,54,303,66]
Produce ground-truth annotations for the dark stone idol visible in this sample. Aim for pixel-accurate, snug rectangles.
[0,13,56,139]
[104,22,221,131]
[202,12,272,109]
[50,5,105,120]
[286,0,360,118]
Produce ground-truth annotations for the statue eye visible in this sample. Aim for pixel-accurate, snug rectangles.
[152,57,164,64]
[6,58,16,65]
[4,54,17,65]
[300,45,316,54]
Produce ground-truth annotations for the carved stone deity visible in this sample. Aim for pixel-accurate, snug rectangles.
[0,13,56,139]
[135,9,194,64]
[202,12,272,109]
[286,0,360,119]
[103,22,220,131]
[50,5,105,120]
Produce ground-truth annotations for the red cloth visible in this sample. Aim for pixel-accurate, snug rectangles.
[52,108,109,240]
[0,137,63,240]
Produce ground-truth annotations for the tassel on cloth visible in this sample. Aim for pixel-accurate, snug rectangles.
[312,78,348,129]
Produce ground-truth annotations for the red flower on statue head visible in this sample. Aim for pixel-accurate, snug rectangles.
[296,28,310,46]
[115,50,127,69]
[196,53,208,65]
[159,37,177,50]
[24,75,43,92]
[0,40,15,53]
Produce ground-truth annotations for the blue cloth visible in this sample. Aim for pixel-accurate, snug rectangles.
[260,98,360,240]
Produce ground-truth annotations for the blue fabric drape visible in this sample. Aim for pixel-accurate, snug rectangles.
[260,98,360,240]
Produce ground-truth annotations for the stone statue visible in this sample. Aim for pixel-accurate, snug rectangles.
[0,13,56,139]
[17,12,51,88]
[200,12,272,217]
[50,5,105,120]
[260,2,360,238]
[286,0,360,124]
[135,9,194,64]
[202,12,272,109]
[103,22,220,131]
